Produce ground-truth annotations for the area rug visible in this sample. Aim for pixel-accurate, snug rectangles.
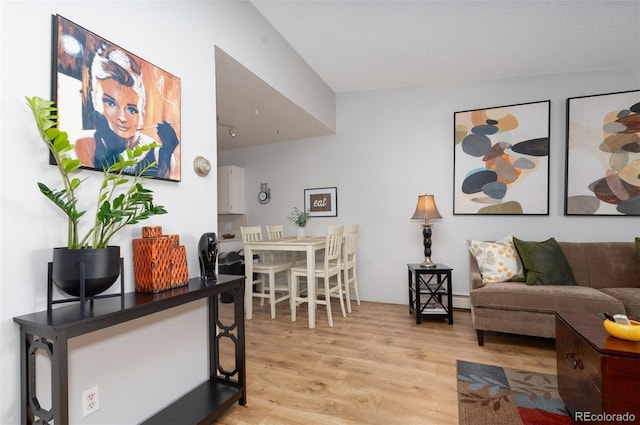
[457,360,576,425]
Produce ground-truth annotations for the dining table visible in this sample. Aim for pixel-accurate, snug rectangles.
[242,236,326,329]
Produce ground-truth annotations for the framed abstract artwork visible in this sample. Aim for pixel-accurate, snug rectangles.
[52,14,181,182]
[565,90,640,216]
[304,187,338,217]
[453,100,550,215]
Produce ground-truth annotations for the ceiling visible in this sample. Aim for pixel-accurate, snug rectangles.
[215,47,333,151]
[216,0,640,151]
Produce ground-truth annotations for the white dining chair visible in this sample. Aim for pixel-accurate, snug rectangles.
[340,224,360,313]
[266,224,285,240]
[266,224,300,265]
[240,226,293,319]
[290,225,346,327]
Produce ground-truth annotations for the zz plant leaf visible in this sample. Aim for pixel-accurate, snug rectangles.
[26,95,167,250]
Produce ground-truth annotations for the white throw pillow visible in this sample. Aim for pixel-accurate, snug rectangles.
[468,234,525,284]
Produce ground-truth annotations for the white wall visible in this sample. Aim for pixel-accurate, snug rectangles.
[219,69,640,305]
[0,1,332,423]
[2,1,638,423]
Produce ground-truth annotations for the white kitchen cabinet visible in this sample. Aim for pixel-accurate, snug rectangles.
[218,165,246,214]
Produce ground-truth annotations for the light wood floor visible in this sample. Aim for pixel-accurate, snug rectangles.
[217,298,557,425]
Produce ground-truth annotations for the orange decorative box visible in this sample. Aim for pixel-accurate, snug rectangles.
[133,236,173,293]
[170,245,189,287]
[142,226,163,238]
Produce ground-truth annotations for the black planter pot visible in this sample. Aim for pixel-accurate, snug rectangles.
[52,246,121,297]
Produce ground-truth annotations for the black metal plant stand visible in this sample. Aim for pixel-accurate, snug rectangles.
[47,258,125,317]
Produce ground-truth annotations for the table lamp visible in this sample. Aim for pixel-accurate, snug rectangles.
[411,194,443,268]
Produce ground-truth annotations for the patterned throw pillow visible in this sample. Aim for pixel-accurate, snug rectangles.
[468,234,525,285]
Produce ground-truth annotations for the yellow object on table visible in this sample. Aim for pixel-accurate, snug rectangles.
[603,319,640,342]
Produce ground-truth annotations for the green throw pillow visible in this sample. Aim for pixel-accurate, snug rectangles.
[512,237,577,286]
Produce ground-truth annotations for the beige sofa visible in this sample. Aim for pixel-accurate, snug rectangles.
[469,241,640,346]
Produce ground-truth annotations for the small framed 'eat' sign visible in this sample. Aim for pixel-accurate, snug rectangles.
[304,187,338,217]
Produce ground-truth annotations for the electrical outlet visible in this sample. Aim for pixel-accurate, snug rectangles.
[82,386,99,417]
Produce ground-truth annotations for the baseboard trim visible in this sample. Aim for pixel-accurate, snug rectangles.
[453,293,470,310]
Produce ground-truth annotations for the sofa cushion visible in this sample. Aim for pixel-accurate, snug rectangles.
[470,282,625,315]
[600,288,640,320]
[558,241,640,289]
[513,237,577,286]
[468,234,524,284]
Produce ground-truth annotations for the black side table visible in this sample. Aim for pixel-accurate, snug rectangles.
[407,263,453,325]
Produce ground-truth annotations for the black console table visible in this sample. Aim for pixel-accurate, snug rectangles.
[13,274,245,425]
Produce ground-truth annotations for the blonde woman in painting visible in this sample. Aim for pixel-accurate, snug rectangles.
[74,45,179,179]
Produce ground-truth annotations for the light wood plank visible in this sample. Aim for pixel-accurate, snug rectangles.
[217,299,556,424]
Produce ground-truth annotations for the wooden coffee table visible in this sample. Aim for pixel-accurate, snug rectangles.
[556,311,640,423]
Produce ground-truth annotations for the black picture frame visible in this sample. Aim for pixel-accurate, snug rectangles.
[51,14,182,182]
[565,89,640,216]
[304,187,338,217]
[453,100,550,215]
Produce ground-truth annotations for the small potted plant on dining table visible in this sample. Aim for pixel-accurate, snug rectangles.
[288,206,311,239]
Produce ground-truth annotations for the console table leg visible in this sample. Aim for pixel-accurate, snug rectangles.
[208,295,218,381]
[236,283,246,405]
[20,330,31,425]
[51,332,70,424]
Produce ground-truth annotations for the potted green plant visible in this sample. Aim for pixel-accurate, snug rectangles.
[287,206,311,239]
[26,96,168,297]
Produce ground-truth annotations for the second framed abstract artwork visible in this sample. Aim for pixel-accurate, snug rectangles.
[453,100,551,215]
[565,90,640,216]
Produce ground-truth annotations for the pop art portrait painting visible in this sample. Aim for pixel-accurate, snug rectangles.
[52,15,181,182]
